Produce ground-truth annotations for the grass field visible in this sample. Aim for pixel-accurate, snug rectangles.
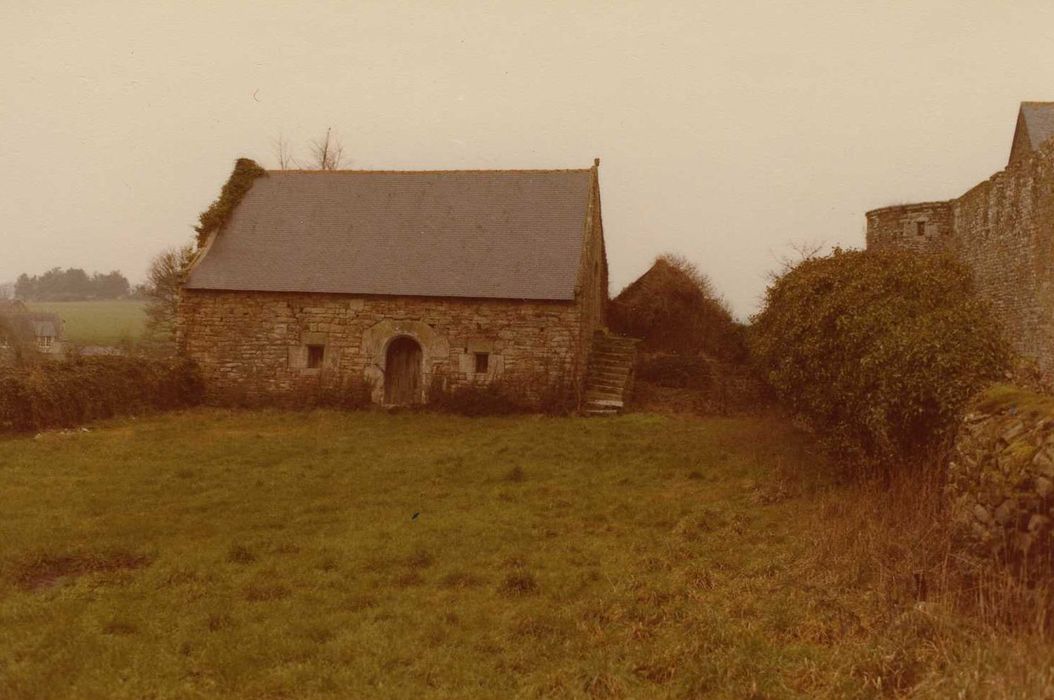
[1,410,1052,698]
[26,300,146,346]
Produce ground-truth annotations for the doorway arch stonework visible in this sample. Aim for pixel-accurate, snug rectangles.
[361,319,450,404]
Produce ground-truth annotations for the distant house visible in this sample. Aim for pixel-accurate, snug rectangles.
[178,161,619,408]
[0,300,65,361]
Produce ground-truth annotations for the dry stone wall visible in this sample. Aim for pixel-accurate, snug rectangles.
[178,290,584,406]
[947,395,1054,563]
[866,143,1054,374]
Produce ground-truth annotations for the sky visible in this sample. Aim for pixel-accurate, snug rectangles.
[2,1,1053,318]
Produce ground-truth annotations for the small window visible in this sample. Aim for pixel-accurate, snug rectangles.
[38,336,53,349]
[306,344,325,369]
[474,352,489,374]
[916,221,926,237]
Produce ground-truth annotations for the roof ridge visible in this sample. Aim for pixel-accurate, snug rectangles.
[265,168,593,175]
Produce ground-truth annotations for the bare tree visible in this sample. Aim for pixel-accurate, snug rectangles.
[307,127,346,170]
[767,239,828,280]
[143,245,196,355]
[272,134,294,170]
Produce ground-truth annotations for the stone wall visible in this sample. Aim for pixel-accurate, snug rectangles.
[573,166,609,378]
[865,201,954,253]
[947,389,1054,562]
[866,142,1054,373]
[178,290,585,406]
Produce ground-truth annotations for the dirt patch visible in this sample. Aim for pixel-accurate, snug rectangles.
[12,550,150,591]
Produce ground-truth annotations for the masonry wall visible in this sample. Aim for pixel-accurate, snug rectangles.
[865,201,954,253]
[951,146,1054,370]
[178,290,585,405]
[866,143,1054,373]
[571,166,610,385]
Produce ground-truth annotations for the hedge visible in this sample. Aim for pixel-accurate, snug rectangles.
[0,357,204,433]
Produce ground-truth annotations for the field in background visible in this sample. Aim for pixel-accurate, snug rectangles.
[27,300,146,346]
[2,410,1052,699]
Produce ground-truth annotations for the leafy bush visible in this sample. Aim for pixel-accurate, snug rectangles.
[0,357,203,433]
[750,248,1010,468]
[609,254,747,362]
[194,158,268,248]
[636,353,711,390]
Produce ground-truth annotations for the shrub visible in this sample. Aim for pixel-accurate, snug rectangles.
[427,379,533,416]
[636,352,711,390]
[609,254,747,362]
[0,356,204,433]
[427,372,575,416]
[750,248,1010,468]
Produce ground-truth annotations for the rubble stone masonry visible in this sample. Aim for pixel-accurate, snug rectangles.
[178,291,586,405]
[867,142,1054,373]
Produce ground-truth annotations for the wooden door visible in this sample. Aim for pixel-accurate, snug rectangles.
[384,336,423,405]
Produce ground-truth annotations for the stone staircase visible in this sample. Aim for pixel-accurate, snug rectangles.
[582,332,640,416]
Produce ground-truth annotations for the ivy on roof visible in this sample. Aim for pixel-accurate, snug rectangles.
[194,158,268,248]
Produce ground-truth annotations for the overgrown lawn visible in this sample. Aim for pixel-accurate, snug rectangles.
[0,410,1050,698]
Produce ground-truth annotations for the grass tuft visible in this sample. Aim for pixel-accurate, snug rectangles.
[226,544,256,565]
[499,571,539,596]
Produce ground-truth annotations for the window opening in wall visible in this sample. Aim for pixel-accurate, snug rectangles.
[916,221,926,237]
[38,336,53,349]
[474,352,489,374]
[306,344,325,369]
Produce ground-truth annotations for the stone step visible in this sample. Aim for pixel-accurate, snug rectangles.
[593,332,638,344]
[584,397,624,408]
[584,391,624,402]
[583,333,639,417]
[595,341,639,351]
[586,372,626,383]
[583,408,620,417]
[592,350,635,360]
[586,385,623,396]
[586,375,623,385]
[587,365,632,378]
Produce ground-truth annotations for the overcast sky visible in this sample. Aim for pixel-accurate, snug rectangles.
[2,1,1053,317]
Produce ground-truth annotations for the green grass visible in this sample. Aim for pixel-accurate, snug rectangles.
[26,300,146,346]
[0,410,1051,698]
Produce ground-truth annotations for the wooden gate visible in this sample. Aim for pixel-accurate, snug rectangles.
[384,336,423,405]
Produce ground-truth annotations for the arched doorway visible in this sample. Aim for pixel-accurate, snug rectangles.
[384,336,423,405]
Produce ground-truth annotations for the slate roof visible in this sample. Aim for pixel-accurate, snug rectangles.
[185,168,597,301]
[1021,102,1054,149]
[26,314,60,338]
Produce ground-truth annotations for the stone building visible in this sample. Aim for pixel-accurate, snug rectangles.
[178,161,610,407]
[0,300,65,363]
[866,102,1054,373]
